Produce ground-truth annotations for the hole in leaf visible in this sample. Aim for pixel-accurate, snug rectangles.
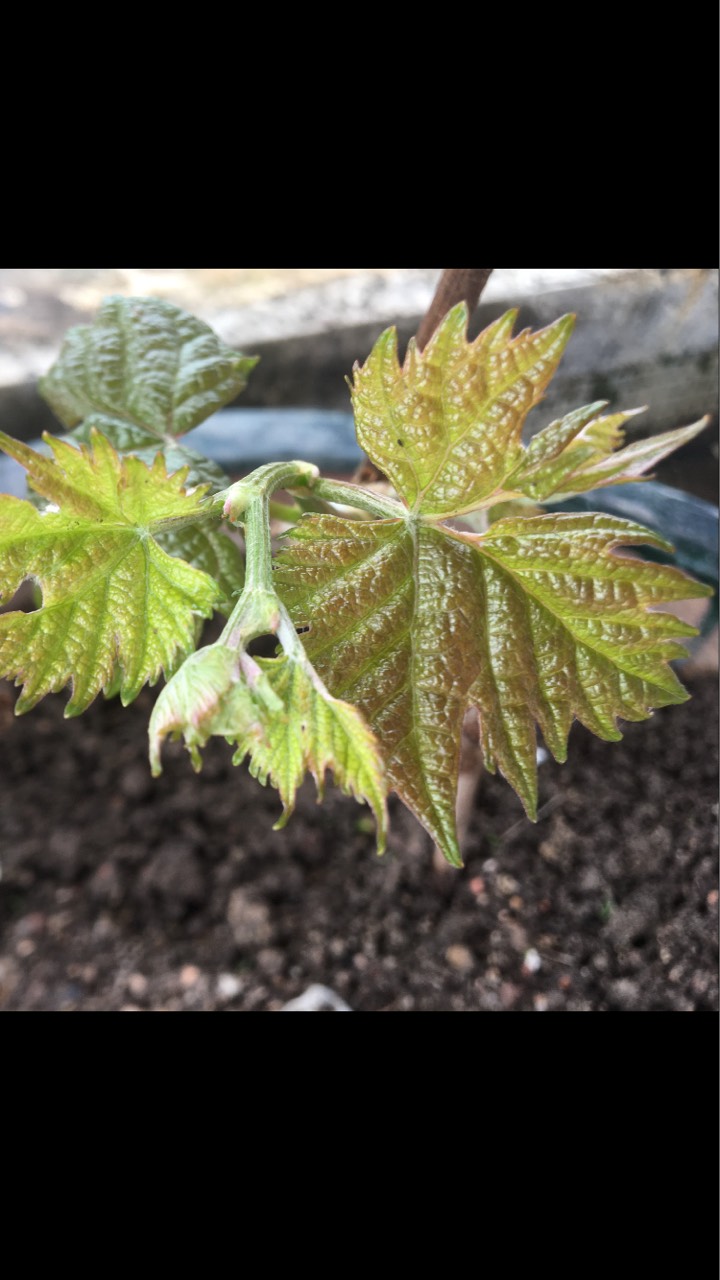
[247,634,280,658]
[0,578,43,616]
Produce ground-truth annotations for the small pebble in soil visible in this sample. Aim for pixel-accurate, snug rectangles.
[445,944,474,972]
[281,984,352,1012]
[14,912,46,938]
[609,979,640,1009]
[226,888,274,949]
[256,948,284,976]
[217,973,242,1001]
[127,973,149,999]
[179,965,201,989]
[120,765,152,801]
[92,914,118,942]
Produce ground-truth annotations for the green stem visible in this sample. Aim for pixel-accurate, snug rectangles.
[217,460,319,648]
[309,477,404,519]
[151,508,218,535]
[214,462,404,652]
[243,494,274,592]
[209,460,319,520]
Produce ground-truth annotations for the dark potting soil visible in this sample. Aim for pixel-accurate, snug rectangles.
[0,673,717,1012]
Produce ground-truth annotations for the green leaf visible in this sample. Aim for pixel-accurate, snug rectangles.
[351,304,709,513]
[276,502,711,866]
[307,306,713,862]
[41,295,257,437]
[351,303,574,517]
[0,430,224,714]
[68,417,231,490]
[154,522,244,616]
[39,295,257,486]
[505,405,709,500]
[149,641,388,850]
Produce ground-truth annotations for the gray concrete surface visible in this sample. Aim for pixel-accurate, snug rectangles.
[0,268,716,449]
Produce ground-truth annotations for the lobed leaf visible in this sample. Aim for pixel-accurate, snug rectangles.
[506,405,709,500]
[352,305,709,514]
[276,510,712,865]
[149,641,388,849]
[351,303,574,517]
[40,295,257,439]
[69,416,231,490]
[0,430,224,713]
[38,296,256,489]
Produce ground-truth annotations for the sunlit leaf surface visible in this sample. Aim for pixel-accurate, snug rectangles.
[0,430,223,713]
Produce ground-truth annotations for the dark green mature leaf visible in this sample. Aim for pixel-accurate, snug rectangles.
[276,306,713,863]
[40,295,256,490]
[0,430,224,713]
[41,295,257,439]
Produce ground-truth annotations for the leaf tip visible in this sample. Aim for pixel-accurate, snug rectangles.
[272,804,294,832]
[551,312,576,351]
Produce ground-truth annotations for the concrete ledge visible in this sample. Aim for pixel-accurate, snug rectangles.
[1,269,716,445]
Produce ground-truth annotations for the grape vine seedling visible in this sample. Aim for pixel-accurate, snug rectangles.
[0,296,712,866]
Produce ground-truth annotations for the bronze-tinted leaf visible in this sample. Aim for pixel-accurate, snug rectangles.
[351,304,574,517]
[277,510,711,864]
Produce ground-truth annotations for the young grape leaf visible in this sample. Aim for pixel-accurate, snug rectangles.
[276,511,710,865]
[149,641,388,849]
[68,419,231,490]
[351,304,575,516]
[352,303,708,512]
[39,296,257,486]
[276,306,713,864]
[154,522,244,616]
[504,404,709,500]
[0,430,224,714]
